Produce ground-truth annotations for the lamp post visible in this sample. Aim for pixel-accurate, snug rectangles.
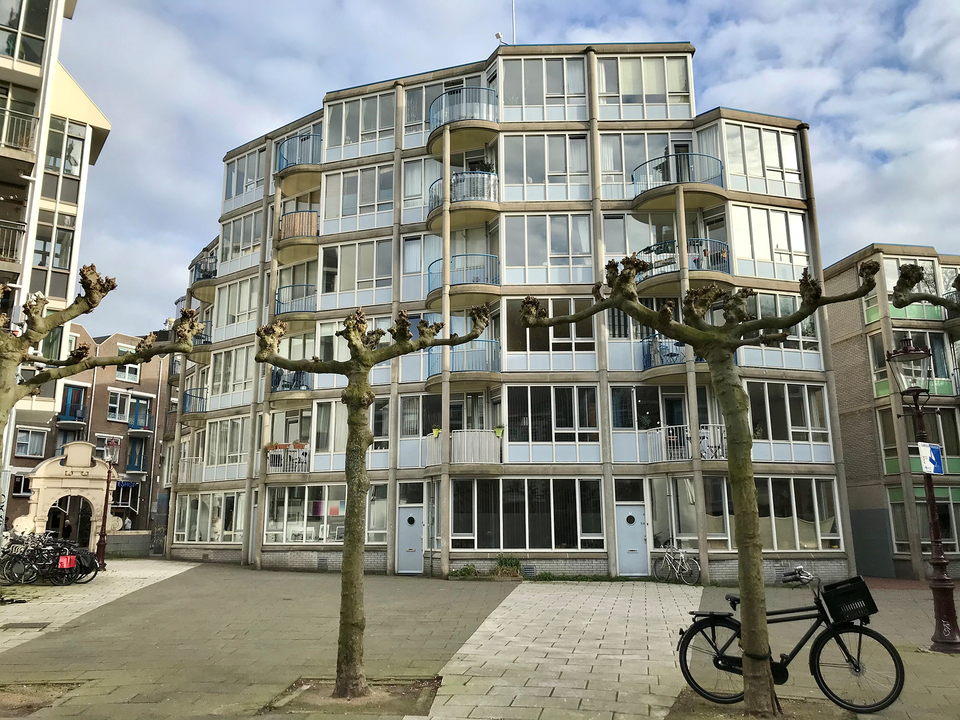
[886,336,960,653]
[95,438,120,571]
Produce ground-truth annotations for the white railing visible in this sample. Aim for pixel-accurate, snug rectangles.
[266,446,310,474]
[645,425,691,461]
[699,423,727,460]
[451,430,501,464]
[179,457,204,484]
[425,435,441,466]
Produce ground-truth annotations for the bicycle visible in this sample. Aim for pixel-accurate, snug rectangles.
[677,566,904,713]
[653,542,701,585]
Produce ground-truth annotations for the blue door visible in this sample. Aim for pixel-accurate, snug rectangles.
[616,505,648,576]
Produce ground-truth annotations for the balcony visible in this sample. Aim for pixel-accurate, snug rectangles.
[0,219,24,275]
[640,334,706,372]
[632,153,725,212]
[168,356,181,383]
[276,284,317,315]
[181,389,207,428]
[163,409,178,440]
[277,210,320,264]
[698,423,727,460]
[191,256,218,302]
[266,445,311,474]
[425,429,503,467]
[179,456,204,484]
[0,110,38,154]
[271,368,314,393]
[276,134,323,195]
[174,295,187,317]
[126,455,149,473]
[426,87,499,154]
[56,403,87,426]
[426,171,500,232]
[636,238,731,289]
[190,321,213,364]
[426,253,501,310]
[425,339,501,391]
[128,410,155,435]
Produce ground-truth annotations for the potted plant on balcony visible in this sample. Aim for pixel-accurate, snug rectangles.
[475,160,495,174]
[494,425,504,438]
[432,425,441,438]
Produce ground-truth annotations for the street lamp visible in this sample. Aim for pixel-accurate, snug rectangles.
[95,438,120,571]
[887,336,960,653]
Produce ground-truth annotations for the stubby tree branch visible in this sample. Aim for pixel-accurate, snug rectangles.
[891,263,960,314]
[21,265,118,345]
[255,320,351,375]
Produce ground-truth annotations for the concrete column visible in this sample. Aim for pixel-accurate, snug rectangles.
[799,125,860,575]
[440,124,452,576]
[164,289,192,559]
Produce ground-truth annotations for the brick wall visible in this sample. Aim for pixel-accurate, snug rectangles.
[709,557,850,586]
[839,408,883,491]
[451,556,610,576]
[260,548,387,574]
[172,546,242,564]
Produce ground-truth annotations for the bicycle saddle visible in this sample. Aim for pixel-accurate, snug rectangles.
[725,592,741,610]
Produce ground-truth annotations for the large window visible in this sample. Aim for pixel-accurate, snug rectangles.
[889,486,960,554]
[505,297,595,365]
[313,400,349,459]
[738,292,821,370]
[502,214,592,284]
[220,208,263,266]
[724,123,802,198]
[877,330,954,397]
[502,57,586,121]
[502,134,588,201]
[115,346,139,383]
[400,233,441,301]
[324,92,394,161]
[214,276,259,333]
[210,346,254,398]
[600,132,675,198]
[107,391,129,422]
[205,416,250,468]
[596,55,690,120]
[322,165,393,233]
[401,158,442,223]
[610,385,704,462]
[506,386,600,464]
[30,210,74,298]
[15,427,45,457]
[319,239,392,308]
[730,204,807,280]
[0,0,50,64]
[451,478,602,550]
[747,381,831,463]
[881,256,942,320]
[174,491,244,543]
[223,148,265,203]
[264,483,386,544]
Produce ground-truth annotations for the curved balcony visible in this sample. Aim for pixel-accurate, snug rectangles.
[631,153,725,211]
[181,389,207,428]
[425,171,499,233]
[425,253,501,311]
[640,334,707,375]
[276,134,323,196]
[425,339,501,392]
[276,284,317,315]
[426,87,499,154]
[270,368,316,408]
[944,291,959,333]
[636,238,731,292]
[174,295,187,317]
[168,356,182,385]
[190,321,213,365]
[277,210,319,265]
[190,255,218,303]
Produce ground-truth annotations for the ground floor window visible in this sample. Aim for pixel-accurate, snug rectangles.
[451,477,603,551]
[174,491,244,543]
[264,483,386,544]
[888,486,959,554]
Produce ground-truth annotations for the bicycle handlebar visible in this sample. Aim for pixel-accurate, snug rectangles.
[781,566,815,584]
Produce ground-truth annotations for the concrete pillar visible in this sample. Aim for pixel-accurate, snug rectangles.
[440,124,452,576]
[164,289,192,559]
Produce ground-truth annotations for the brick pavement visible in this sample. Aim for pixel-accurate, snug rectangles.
[423,581,702,720]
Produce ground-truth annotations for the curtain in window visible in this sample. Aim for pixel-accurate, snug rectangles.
[568,137,587,174]
[600,135,621,173]
[697,125,719,161]
[400,397,419,437]
[566,59,585,95]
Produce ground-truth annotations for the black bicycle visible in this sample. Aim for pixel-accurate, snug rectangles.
[677,566,904,713]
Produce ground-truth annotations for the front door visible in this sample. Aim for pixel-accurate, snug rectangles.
[397,507,424,574]
[616,504,648,576]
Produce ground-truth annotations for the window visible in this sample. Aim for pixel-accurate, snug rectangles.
[451,478,602,550]
[31,211,73,299]
[223,148,265,202]
[319,239,392,307]
[502,214,592,284]
[174,491,244,543]
[889,330,953,395]
[39,117,84,201]
[724,123,801,197]
[313,400,349,456]
[107,391,129,422]
[400,233,441,301]
[404,76,482,146]
[902,407,960,459]
[595,55,690,120]
[205,416,250,467]
[880,256,944,321]
[889,486,960,554]
[610,386,699,462]
[94,435,120,461]
[11,475,30,496]
[325,92,394,160]
[112,482,139,510]
[503,134,588,201]
[55,428,79,456]
[506,386,599,444]
[401,157,441,223]
[600,133,680,199]
[730,204,807,280]
[116,347,139,383]
[0,81,37,153]
[210,346,254,397]
[747,382,830,460]
[367,484,388,543]
[0,0,50,64]
[506,298,595,356]
[502,58,586,121]
[322,165,393,233]
[219,209,263,265]
[126,437,148,472]
[265,483,387,544]
[214,277,259,331]
[738,292,821,371]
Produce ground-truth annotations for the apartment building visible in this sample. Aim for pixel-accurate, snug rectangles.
[825,245,960,580]
[0,0,112,539]
[163,43,851,583]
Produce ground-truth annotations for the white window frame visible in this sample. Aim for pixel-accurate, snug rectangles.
[107,390,130,422]
[502,214,592,284]
[324,91,395,161]
[723,122,802,198]
[730,204,807,280]
[501,57,587,121]
[322,166,393,234]
[502,133,589,202]
[115,346,139,383]
[174,491,245,544]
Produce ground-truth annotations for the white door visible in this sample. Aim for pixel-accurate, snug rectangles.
[397,506,424,574]
[616,504,648,576]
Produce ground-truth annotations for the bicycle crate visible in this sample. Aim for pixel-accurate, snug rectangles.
[821,576,878,622]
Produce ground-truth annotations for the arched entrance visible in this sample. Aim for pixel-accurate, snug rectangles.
[46,495,94,546]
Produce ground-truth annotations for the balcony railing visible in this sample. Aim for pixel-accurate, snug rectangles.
[640,334,705,370]
[637,238,730,280]
[272,368,314,392]
[193,321,212,346]
[427,254,501,293]
[643,425,692,462]
[174,295,187,316]
[182,389,207,414]
[277,134,323,171]
[699,423,727,460]
[276,284,317,314]
[451,429,501,464]
[169,357,182,376]
[632,153,723,196]
[126,455,149,473]
[266,446,310,474]
[191,256,217,284]
[1,110,38,152]
[164,409,178,436]
[280,210,319,239]
[179,456,204,484]
[128,410,155,432]
[57,403,86,423]
[427,339,500,377]
[428,87,498,131]
[0,220,25,263]
[427,171,499,214]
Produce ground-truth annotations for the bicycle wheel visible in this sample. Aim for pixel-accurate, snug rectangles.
[679,616,744,704]
[653,557,672,582]
[73,558,99,584]
[810,624,904,713]
[680,557,701,585]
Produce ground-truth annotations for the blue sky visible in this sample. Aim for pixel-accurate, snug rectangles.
[58,0,960,335]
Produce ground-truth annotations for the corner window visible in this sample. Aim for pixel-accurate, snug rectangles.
[116,347,139,383]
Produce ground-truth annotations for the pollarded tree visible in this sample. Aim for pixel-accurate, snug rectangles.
[255,305,489,699]
[521,255,880,717]
[0,265,205,523]
[892,264,960,315]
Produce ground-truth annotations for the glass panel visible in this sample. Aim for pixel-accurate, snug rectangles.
[527,478,551,548]
[552,479,578,549]
[452,480,473,534]
[579,480,602,536]
[502,479,526,549]
[476,478,500,549]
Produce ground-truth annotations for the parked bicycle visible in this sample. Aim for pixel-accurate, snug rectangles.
[0,531,99,586]
[653,541,701,585]
[677,566,904,713]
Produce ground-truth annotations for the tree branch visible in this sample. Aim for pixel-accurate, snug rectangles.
[22,265,117,345]
[370,305,491,364]
[255,320,351,375]
[891,263,960,313]
[732,332,790,349]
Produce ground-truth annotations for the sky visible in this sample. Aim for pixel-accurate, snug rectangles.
[57,0,960,336]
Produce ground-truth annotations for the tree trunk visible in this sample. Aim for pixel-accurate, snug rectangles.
[332,371,374,699]
[707,349,780,717]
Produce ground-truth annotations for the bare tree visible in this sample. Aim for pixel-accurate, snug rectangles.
[892,264,960,315]
[255,305,490,699]
[521,256,880,717]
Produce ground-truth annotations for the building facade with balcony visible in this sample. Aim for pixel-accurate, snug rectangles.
[0,0,113,539]
[163,43,851,583]
[825,244,960,580]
